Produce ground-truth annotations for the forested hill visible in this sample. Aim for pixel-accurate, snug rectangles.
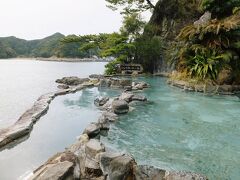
[0,33,90,59]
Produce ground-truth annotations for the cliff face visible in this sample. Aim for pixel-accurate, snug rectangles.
[146,0,201,73]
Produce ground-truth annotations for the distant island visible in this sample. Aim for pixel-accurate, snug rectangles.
[0,33,98,59]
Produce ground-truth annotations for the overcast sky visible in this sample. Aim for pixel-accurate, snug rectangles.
[0,0,123,40]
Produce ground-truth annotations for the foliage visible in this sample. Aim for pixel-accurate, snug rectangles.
[134,35,163,73]
[105,0,156,14]
[182,48,232,79]
[105,59,122,75]
[0,33,94,59]
[175,5,240,82]
[120,13,146,39]
[0,41,16,58]
[201,0,240,18]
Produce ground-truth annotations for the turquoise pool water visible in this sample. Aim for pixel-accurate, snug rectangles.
[1,75,239,179]
[102,77,240,180]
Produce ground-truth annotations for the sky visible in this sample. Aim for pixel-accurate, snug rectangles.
[0,0,123,40]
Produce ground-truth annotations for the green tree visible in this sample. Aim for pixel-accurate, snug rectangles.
[201,0,240,18]
[106,0,156,14]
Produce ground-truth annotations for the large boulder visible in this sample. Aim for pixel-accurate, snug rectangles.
[110,78,132,88]
[84,139,105,178]
[119,92,147,103]
[94,97,110,107]
[102,112,118,122]
[56,76,90,86]
[30,151,77,180]
[57,84,69,89]
[99,79,112,87]
[133,165,166,180]
[97,112,119,130]
[119,92,134,103]
[99,152,136,180]
[112,100,129,114]
[132,82,150,90]
[83,123,100,139]
[85,139,105,158]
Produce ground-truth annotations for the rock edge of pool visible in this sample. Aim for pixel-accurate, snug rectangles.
[0,75,208,180]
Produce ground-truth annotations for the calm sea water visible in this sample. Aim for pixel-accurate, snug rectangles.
[102,77,240,180]
[0,59,106,128]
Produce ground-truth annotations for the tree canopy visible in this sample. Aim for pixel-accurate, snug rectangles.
[106,0,156,14]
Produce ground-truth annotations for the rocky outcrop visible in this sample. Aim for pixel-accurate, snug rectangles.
[168,79,240,95]
[134,165,166,180]
[194,11,212,27]
[56,76,90,86]
[99,78,132,89]
[97,112,119,130]
[99,79,112,88]
[0,80,95,150]
[2,75,209,179]
[89,74,105,79]
[133,165,207,180]
[119,92,147,103]
[145,0,201,73]
[57,84,69,89]
[100,152,136,180]
[83,123,101,139]
[0,93,55,149]
[0,75,150,150]
[111,78,132,88]
[30,151,77,180]
[94,97,110,107]
[132,81,150,91]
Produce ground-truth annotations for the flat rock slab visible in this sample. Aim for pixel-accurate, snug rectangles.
[31,161,74,180]
[89,74,105,79]
[30,151,76,180]
[119,92,147,102]
[0,80,93,150]
[56,76,90,86]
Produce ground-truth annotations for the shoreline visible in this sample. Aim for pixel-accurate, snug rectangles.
[168,78,240,95]
[0,57,110,62]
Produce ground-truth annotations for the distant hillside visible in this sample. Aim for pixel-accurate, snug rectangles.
[0,33,90,59]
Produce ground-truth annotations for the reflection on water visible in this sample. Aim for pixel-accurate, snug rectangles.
[0,88,100,179]
[102,77,240,180]
[0,59,106,180]
[0,59,106,127]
